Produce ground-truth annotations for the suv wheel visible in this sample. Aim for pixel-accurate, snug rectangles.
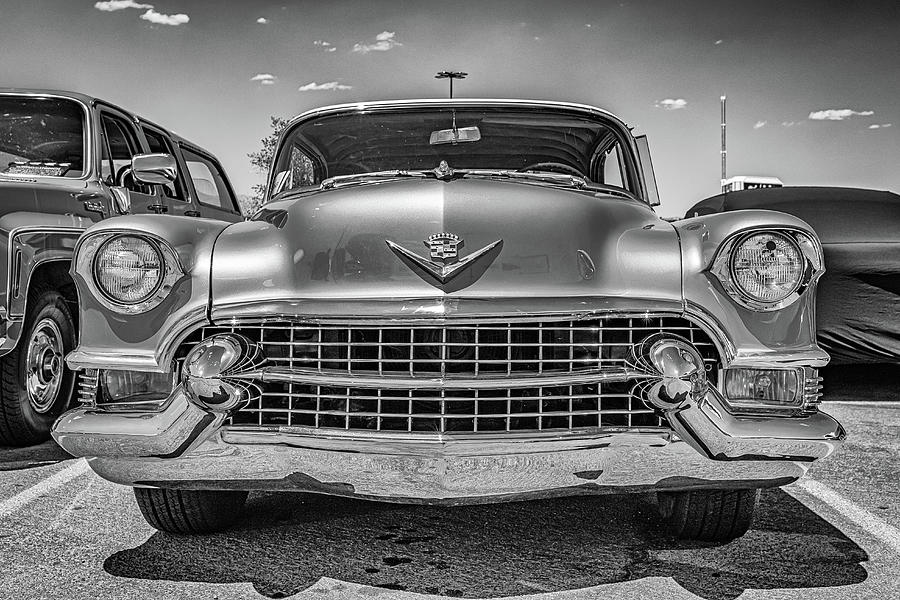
[0,287,76,446]
[134,487,248,533]
[657,488,760,541]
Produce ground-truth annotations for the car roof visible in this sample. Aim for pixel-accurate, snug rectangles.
[0,87,220,161]
[283,98,632,131]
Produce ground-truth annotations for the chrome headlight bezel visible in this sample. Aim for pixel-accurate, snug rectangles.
[710,227,823,312]
[76,231,184,314]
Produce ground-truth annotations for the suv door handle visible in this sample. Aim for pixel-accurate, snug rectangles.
[184,210,201,217]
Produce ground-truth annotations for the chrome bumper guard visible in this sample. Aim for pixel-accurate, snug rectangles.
[52,333,845,501]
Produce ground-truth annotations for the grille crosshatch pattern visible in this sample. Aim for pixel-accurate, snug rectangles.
[176,317,720,433]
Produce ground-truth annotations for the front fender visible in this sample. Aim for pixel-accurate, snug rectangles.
[675,209,828,368]
[0,211,93,355]
[66,215,232,372]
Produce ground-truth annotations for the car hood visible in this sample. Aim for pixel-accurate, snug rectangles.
[210,178,682,311]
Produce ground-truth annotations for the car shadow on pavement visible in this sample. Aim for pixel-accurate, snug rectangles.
[0,440,72,471]
[104,488,868,599]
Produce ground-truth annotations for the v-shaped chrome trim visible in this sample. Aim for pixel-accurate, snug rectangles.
[386,238,503,285]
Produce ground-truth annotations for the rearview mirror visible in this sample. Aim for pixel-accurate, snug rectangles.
[635,135,660,207]
[429,126,481,145]
[132,153,178,186]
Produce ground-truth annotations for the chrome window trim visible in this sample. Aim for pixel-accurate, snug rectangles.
[709,226,824,312]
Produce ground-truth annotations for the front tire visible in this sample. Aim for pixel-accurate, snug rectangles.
[0,288,76,446]
[134,487,248,534]
[657,488,760,541]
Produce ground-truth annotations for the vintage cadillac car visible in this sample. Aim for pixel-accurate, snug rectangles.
[52,99,844,540]
[0,89,243,446]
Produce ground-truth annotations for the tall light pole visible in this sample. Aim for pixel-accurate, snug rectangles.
[435,71,467,98]
[720,94,727,192]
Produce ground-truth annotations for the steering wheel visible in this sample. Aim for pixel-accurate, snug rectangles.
[517,162,587,178]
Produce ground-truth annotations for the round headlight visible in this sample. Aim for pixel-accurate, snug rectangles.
[730,232,804,303]
[93,235,163,304]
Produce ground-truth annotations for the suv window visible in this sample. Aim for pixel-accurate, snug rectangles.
[100,113,141,186]
[0,96,85,178]
[181,147,238,212]
[141,127,186,201]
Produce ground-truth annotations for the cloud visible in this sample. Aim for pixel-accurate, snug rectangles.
[782,121,797,127]
[753,120,767,129]
[250,73,277,85]
[314,40,337,52]
[298,81,353,91]
[140,8,189,25]
[256,17,268,24]
[94,0,151,11]
[808,108,874,121]
[868,123,893,129]
[351,31,401,54]
[655,98,687,110]
[95,2,189,26]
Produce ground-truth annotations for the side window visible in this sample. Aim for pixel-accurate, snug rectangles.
[141,127,186,201]
[100,113,140,186]
[288,146,317,189]
[602,143,626,189]
[181,147,238,212]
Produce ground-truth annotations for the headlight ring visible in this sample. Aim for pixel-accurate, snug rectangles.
[711,228,823,312]
[78,232,184,314]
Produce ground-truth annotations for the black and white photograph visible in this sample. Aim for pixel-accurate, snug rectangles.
[0,1,898,598]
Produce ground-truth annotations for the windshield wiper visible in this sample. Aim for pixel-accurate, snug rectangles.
[458,169,636,199]
[320,170,433,189]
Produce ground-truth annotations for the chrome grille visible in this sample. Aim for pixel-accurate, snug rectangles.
[177,316,721,433]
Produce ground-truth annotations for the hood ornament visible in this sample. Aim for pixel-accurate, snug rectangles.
[386,232,503,292]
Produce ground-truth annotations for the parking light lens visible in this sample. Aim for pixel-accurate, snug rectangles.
[724,368,801,409]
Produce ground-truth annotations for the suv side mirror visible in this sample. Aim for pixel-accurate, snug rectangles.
[132,153,178,186]
[635,135,660,207]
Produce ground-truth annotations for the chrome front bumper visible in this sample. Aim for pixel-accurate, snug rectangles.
[52,383,845,502]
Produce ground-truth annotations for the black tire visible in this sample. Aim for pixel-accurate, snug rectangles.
[134,487,248,534]
[0,287,76,446]
[657,488,760,541]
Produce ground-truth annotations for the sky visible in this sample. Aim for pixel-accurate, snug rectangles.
[2,0,898,217]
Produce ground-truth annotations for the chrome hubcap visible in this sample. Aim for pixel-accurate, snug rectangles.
[26,318,65,413]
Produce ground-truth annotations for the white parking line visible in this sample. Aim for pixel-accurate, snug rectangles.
[0,459,89,520]
[824,401,900,408]
[791,478,900,555]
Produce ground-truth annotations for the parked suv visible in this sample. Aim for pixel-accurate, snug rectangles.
[0,89,243,445]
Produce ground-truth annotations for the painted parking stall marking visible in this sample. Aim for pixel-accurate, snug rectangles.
[0,459,89,520]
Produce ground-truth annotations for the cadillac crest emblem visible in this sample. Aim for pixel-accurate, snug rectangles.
[426,233,463,263]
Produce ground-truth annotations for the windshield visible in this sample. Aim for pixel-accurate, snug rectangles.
[273,106,635,195]
[0,96,86,178]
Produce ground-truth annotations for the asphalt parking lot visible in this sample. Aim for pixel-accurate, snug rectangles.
[0,366,898,600]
